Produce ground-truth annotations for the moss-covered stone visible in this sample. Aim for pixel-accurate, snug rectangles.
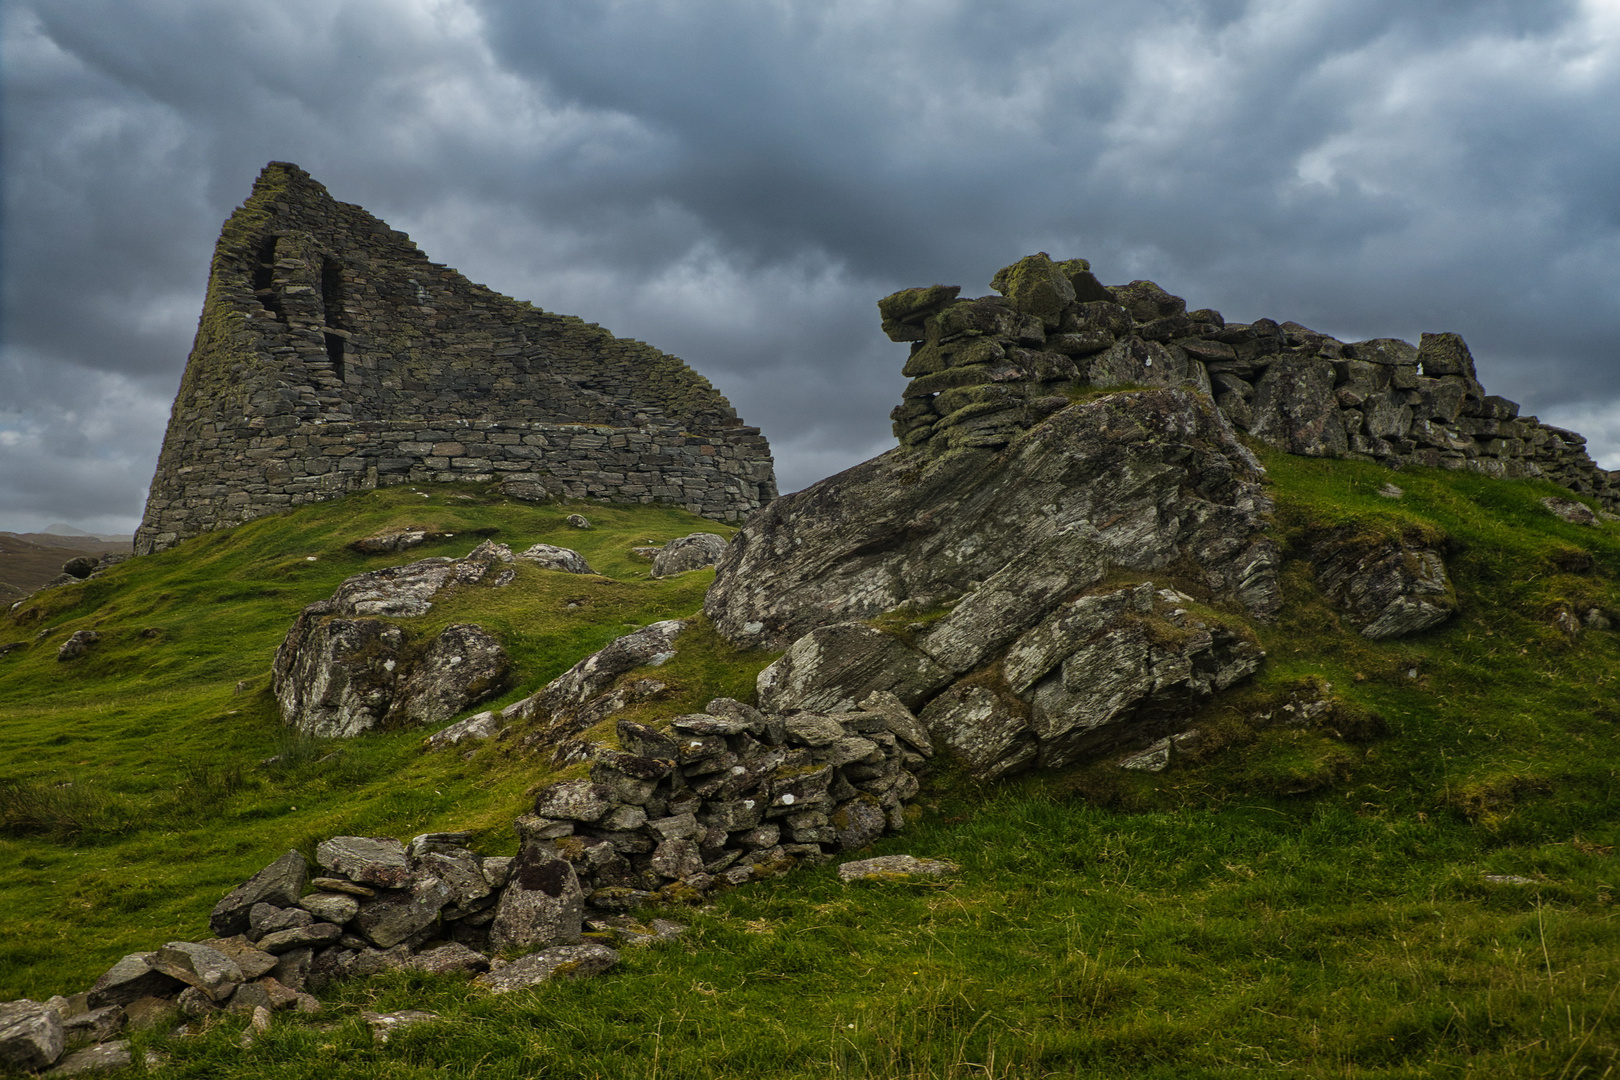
[877,285,961,327]
[988,253,1076,325]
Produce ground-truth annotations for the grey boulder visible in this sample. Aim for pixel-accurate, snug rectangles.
[489,842,584,953]
[650,533,729,577]
[517,543,596,574]
[0,1000,63,1072]
[474,943,619,993]
[56,630,100,661]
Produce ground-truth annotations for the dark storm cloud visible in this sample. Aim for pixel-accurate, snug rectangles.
[3,0,1618,531]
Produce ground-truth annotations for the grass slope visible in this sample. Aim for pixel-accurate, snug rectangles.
[2,455,1619,1079]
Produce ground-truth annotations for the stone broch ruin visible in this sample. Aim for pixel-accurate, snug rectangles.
[135,163,777,555]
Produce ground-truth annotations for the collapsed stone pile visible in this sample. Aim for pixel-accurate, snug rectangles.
[0,685,933,1072]
[881,253,1618,508]
[708,386,1282,779]
[523,692,932,907]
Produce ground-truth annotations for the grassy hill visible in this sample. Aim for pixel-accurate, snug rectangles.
[1,456,1617,1079]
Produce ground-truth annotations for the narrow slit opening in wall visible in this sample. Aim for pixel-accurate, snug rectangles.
[321,258,346,383]
[253,236,281,318]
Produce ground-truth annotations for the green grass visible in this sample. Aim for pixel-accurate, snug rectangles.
[0,485,736,999]
[4,453,1620,1078]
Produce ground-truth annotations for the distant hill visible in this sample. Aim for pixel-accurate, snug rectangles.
[0,531,130,603]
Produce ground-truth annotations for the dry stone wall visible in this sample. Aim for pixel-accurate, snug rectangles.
[136,163,776,555]
[882,253,1618,509]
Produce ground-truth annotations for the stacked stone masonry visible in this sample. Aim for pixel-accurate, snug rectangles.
[137,163,776,554]
[881,253,1619,510]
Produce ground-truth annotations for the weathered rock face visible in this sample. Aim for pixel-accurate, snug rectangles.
[707,387,1275,778]
[136,162,774,555]
[708,387,1278,652]
[0,1000,64,1072]
[273,543,516,737]
[499,619,686,753]
[755,623,953,714]
[1310,532,1458,639]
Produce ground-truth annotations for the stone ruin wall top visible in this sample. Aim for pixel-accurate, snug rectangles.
[136,163,776,554]
[881,253,1619,510]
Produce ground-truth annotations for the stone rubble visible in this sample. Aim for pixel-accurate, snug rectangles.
[2,684,940,1071]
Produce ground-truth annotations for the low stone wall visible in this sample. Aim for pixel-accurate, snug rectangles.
[881,254,1618,509]
[138,416,771,555]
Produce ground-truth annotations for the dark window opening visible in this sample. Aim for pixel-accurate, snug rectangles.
[320,258,346,384]
[253,236,282,318]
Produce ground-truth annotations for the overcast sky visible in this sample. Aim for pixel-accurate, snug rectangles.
[4,0,1619,535]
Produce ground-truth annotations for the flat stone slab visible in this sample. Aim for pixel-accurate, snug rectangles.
[837,855,960,882]
[46,1039,130,1076]
[474,943,619,993]
[152,941,244,1001]
[361,1010,439,1044]
[316,836,410,888]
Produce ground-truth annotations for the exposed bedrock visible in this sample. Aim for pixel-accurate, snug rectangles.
[707,387,1280,651]
[1308,530,1458,640]
[271,540,592,737]
[706,387,1280,777]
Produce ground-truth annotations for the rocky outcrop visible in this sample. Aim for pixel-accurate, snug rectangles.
[708,387,1278,651]
[706,387,1275,778]
[272,541,548,736]
[1309,531,1457,640]
[497,619,686,754]
[932,583,1262,776]
[882,253,1620,509]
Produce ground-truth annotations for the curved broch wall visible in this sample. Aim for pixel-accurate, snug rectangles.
[881,253,1616,508]
[136,163,776,555]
